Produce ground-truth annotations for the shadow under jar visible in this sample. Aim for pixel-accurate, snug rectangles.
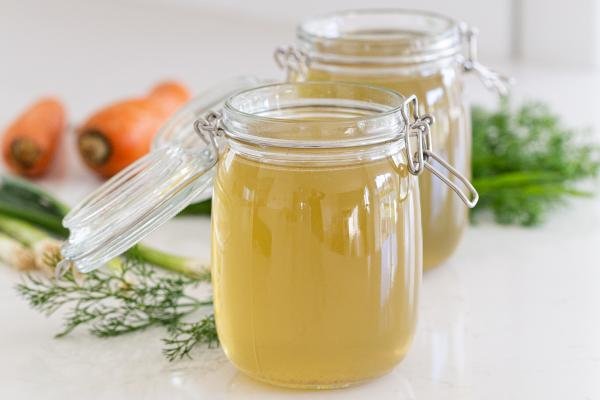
[277,9,509,269]
[60,82,477,389]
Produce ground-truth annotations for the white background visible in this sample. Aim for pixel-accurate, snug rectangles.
[1,0,599,127]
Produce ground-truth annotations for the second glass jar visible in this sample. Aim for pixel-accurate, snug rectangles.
[279,9,490,269]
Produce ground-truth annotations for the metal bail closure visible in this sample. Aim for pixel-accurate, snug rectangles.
[60,112,223,273]
[402,95,479,208]
[460,23,514,97]
[274,45,310,81]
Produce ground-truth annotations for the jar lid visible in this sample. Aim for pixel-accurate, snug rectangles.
[297,9,462,64]
[61,76,265,273]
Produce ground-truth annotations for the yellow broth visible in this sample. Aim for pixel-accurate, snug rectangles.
[212,148,422,388]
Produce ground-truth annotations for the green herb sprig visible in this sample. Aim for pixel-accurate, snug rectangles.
[471,100,600,225]
[17,256,216,349]
[163,314,219,361]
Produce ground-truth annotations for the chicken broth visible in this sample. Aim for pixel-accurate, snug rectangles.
[212,147,421,388]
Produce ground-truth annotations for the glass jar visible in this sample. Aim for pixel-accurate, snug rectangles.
[60,81,476,388]
[275,9,510,269]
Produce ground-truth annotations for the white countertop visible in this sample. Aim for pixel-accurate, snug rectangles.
[1,2,600,395]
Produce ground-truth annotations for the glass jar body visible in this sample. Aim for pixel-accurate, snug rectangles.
[290,8,473,269]
[211,147,422,388]
[297,64,469,269]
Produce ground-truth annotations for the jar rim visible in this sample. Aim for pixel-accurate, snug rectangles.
[222,81,407,149]
[296,9,463,65]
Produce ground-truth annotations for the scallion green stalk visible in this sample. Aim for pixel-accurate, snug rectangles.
[129,244,210,281]
[0,213,48,246]
[0,212,209,280]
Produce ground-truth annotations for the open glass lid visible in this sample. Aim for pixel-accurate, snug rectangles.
[60,76,266,273]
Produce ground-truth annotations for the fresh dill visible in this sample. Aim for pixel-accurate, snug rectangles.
[162,314,219,361]
[471,100,600,225]
[16,258,217,357]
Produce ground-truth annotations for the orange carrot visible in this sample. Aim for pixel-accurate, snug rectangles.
[78,81,191,178]
[2,98,66,177]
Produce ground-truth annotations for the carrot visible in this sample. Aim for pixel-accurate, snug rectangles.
[78,81,191,178]
[2,98,66,177]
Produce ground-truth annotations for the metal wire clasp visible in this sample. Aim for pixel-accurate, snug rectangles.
[274,45,310,81]
[402,95,479,208]
[193,110,222,159]
[460,24,514,97]
[402,95,433,176]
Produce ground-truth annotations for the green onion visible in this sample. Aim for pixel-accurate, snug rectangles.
[0,178,210,280]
